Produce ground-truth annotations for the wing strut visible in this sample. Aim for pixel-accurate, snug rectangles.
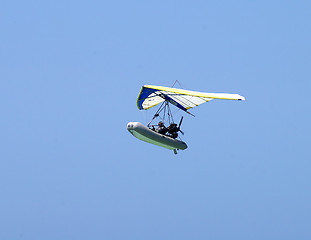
[147,99,179,127]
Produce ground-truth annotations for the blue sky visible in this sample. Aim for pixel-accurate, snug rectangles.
[1,0,310,239]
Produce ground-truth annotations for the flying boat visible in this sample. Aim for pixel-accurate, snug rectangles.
[127,84,245,154]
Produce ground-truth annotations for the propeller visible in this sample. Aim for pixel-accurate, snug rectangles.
[177,116,184,135]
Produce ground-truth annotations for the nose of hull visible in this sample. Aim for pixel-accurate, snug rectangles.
[127,122,134,132]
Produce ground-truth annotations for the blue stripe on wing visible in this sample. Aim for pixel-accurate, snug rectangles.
[137,87,157,110]
[137,86,189,113]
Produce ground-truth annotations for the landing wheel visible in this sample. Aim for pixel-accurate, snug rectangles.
[173,149,178,155]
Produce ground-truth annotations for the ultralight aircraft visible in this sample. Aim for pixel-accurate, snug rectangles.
[127,84,245,154]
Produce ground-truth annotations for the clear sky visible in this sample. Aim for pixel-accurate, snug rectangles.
[1,0,310,239]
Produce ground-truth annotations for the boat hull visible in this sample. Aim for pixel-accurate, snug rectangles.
[127,122,188,150]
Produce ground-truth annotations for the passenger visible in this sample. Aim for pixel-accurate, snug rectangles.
[167,123,178,139]
[156,121,168,135]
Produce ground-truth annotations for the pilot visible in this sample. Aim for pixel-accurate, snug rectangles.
[167,123,178,139]
[156,121,168,135]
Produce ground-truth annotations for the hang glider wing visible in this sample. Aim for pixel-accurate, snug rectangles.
[137,85,245,114]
